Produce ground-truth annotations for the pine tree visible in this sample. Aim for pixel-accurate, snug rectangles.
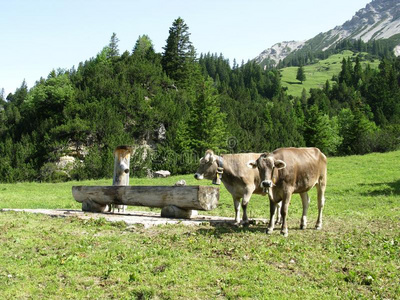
[353,56,363,87]
[304,105,341,155]
[188,78,227,153]
[132,35,154,57]
[296,65,306,83]
[339,57,353,86]
[161,17,197,85]
[324,80,331,95]
[6,80,28,107]
[108,32,120,58]
[301,88,307,106]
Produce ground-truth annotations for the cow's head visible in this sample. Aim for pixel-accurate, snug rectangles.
[194,150,219,180]
[247,153,286,189]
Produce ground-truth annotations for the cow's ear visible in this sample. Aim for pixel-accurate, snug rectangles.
[204,150,215,163]
[209,154,216,163]
[274,160,286,169]
[247,160,257,169]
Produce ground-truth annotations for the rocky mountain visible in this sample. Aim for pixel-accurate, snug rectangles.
[254,41,306,68]
[255,0,400,66]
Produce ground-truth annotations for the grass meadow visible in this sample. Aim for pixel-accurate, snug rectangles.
[280,50,381,97]
[0,151,399,299]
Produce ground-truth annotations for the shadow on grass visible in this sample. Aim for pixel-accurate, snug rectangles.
[195,221,267,237]
[284,81,302,85]
[195,221,321,237]
[359,179,400,197]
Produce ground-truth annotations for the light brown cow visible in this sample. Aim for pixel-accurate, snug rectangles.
[248,147,327,237]
[194,150,281,225]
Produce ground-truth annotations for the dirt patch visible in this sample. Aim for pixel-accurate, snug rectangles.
[1,209,267,228]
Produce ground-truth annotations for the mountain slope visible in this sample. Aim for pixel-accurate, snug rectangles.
[255,0,400,66]
[254,40,306,68]
[319,0,400,51]
[280,50,380,97]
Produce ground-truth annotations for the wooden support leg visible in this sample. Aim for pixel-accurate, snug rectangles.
[111,146,132,213]
[82,200,108,213]
[161,205,198,219]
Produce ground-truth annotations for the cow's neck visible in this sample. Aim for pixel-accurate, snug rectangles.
[218,155,232,182]
[212,155,224,185]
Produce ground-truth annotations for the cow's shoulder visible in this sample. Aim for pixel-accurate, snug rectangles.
[222,153,262,169]
[221,153,262,182]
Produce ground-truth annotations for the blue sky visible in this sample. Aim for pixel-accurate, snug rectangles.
[1,0,371,97]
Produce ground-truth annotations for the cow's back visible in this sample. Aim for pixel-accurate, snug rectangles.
[272,147,327,193]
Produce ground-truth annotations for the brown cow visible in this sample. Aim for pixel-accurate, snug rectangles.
[248,147,327,237]
[194,150,281,225]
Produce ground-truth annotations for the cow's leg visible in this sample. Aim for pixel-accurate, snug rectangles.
[280,193,292,237]
[315,181,326,230]
[241,186,255,226]
[266,199,277,234]
[233,196,241,226]
[275,201,282,225]
[300,192,310,229]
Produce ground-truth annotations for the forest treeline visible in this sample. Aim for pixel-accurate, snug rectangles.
[1,18,399,182]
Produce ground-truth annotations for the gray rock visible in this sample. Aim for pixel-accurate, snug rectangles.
[174,180,186,186]
[56,156,75,170]
[154,170,171,178]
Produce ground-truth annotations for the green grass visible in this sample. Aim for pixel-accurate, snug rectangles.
[1,151,400,299]
[280,50,381,97]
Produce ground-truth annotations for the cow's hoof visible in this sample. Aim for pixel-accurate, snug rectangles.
[240,219,250,227]
[315,225,322,230]
[266,228,273,234]
[300,224,307,230]
[281,231,288,237]
[233,221,241,227]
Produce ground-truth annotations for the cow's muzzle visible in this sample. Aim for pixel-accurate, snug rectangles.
[261,180,273,188]
[194,173,204,180]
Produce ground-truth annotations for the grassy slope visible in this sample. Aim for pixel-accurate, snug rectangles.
[0,151,399,299]
[280,50,381,97]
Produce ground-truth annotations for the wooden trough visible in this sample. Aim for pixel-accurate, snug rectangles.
[71,145,219,219]
[72,185,219,218]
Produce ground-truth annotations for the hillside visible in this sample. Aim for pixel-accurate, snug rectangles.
[1,18,399,183]
[255,0,400,67]
[280,50,380,97]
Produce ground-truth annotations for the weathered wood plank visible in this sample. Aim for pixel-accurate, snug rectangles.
[72,186,219,211]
